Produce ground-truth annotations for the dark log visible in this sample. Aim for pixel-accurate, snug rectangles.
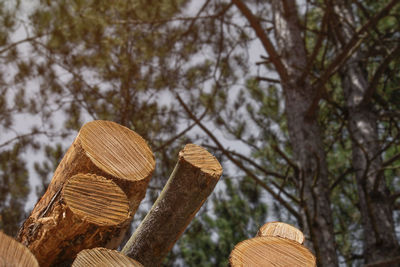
[122,144,222,266]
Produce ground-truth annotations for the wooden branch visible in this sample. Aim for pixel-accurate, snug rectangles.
[0,35,43,55]
[72,248,143,267]
[257,221,305,244]
[232,0,289,80]
[312,0,399,92]
[17,120,155,266]
[255,76,281,84]
[299,11,328,82]
[153,108,208,153]
[363,45,400,105]
[203,144,286,179]
[0,231,39,267]
[122,144,222,266]
[229,236,316,267]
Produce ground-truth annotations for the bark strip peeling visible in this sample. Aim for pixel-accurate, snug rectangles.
[122,143,222,266]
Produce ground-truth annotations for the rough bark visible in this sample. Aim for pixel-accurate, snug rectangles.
[17,173,131,267]
[257,221,305,244]
[72,248,143,267]
[270,1,338,265]
[232,0,337,264]
[332,1,400,263]
[229,236,316,267]
[0,231,39,267]
[17,120,155,266]
[122,144,222,266]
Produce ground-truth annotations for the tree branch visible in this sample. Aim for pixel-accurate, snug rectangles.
[232,0,289,80]
[329,167,354,192]
[362,44,400,105]
[312,0,399,92]
[0,130,48,149]
[299,10,328,82]
[153,109,207,152]
[0,35,42,55]
[204,144,300,204]
[255,76,281,84]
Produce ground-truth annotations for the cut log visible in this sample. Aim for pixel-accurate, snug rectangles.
[257,221,304,244]
[122,143,223,266]
[72,247,143,267]
[63,174,130,227]
[17,120,155,266]
[0,231,38,267]
[229,236,316,267]
[16,173,130,266]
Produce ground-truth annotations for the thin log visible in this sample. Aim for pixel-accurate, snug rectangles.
[229,236,316,267]
[72,247,143,267]
[17,120,155,266]
[122,143,223,266]
[257,221,305,244]
[0,231,39,267]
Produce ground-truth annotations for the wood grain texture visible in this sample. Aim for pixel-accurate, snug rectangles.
[63,174,130,226]
[14,174,131,267]
[17,120,155,266]
[0,231,38,267]
[72,247,143,267]
[257,221,305,244]
[229,236,316,267]
[122,144,222,266]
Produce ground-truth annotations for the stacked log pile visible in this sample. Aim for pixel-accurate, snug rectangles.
[0,120,316,266]
[16,120,155,266]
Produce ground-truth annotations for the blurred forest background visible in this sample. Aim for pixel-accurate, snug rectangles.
[0,0,399,266]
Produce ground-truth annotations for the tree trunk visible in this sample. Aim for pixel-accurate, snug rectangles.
[229,236,316,267]
[17,120,155,266]
[0,231,39,267]
[332,1,400,263]
[122,144,222,266]
[342,61,399,263]
[72,248,143,267]
[232,1,338,265]
[271,1,338,266]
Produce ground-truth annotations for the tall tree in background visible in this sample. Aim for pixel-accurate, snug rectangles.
[329,0,400,263]
[232,0,338,265]
[174,0,400,266]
